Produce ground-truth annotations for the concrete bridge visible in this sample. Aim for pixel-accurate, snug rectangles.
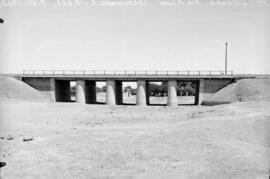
[18,70,258,106]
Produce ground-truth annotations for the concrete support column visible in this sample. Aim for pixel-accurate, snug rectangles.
[76,80,86,103]
[195,79,204,105]
[167,80,178,106]
[106,80,116,105]
[55,80,71,102]
[136,80,147,106]
[115,81,123,105]
[146,81,150,105]
[85,81,96,104]
[194,80,200,105]
[49,78,56,102]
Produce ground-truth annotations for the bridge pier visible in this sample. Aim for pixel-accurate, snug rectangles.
[199,79,206,105]
[106,80,116,105]
[76,80,85,103]
[49,78,56,101]
[136,80,148,106]
[55,80,71,102]
[194,80,200,105]
[167,80,178,106]
[115,81,123,105]
[146,81,150,105]
[85,81,97,104]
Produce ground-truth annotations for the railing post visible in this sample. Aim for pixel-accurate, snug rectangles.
[43,70,45,76]
[209,71,211,75]
[187,70,190,76]
[166,70,168,76]
[114,70,116,76]
[93,70,95,75]
[156,71,158,76]
[198,71,200,76]
[177,70,179,76]
[135,71,136,76]
[104,70,106,76]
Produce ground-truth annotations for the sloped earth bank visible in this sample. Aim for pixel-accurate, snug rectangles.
[0,101,269,178]
[0,76,48,101]
[202,79,270,105]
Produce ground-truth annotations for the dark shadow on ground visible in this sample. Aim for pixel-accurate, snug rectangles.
[148,104,167,106]
[91,102,106,105]
[179,104,197,106]
[121,103,136,106]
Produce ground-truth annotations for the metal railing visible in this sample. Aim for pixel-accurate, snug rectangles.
[22,70,234,76]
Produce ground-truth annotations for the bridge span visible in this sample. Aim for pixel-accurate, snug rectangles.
[17,70,258,106]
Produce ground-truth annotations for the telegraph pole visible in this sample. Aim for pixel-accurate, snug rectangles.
[225,42,228,75]
[0,17,4,169]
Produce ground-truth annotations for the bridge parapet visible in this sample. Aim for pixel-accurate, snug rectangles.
[22,70,235,78]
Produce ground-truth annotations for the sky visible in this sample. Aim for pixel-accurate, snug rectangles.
[0,0,269,74]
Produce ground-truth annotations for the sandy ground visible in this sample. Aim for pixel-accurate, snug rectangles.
[203,79,270,105]
[0,99,270,179]
[94,92,195,105]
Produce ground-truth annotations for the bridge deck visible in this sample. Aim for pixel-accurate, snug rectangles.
[19,70,261,80]
[2,70,267,80]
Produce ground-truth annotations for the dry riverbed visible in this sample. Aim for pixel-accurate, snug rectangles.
[0,100,270,178]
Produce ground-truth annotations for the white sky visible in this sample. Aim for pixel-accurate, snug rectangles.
[0,1,269,74]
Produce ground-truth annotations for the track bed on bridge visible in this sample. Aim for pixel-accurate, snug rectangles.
[1,100,269,178]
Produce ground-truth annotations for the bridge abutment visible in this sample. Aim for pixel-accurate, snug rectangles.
[167,80,178,106]
[22,77,56,101]
[85,81,97,104]
[196,79,232,104]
